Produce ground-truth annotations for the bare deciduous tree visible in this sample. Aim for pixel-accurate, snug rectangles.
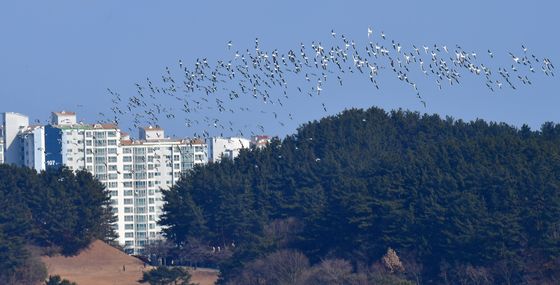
[302,258,368,285]
[382,248,404,273]
[229,249,309,285]
[263,217,303,247]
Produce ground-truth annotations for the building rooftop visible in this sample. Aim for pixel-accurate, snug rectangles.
[120,137,205,146]
[53,111,76,116]
[142,126,163,131]
[51,123,119,130]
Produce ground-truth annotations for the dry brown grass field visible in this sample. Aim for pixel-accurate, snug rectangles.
[41,240,218,285]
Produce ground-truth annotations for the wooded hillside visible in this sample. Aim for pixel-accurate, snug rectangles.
[0,166,114,284]
[161,107,560,284]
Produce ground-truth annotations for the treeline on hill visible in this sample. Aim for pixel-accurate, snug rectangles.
[0,165,115,284]
[160,107,560,285]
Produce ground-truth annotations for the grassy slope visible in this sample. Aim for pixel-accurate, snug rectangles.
[42,240,218,285]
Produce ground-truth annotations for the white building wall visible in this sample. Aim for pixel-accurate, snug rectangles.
[2,112,29,165]
[32,128,46,171]
[208,137,250,163]
[51,111,77,126]
[0,126,4,164]
[21,127,46,172]
[0,141,4,164]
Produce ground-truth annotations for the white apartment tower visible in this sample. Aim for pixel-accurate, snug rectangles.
[118,127,207,253]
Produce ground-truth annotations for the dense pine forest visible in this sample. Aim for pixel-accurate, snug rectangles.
[161,107,560,284]
[0,166,114,284]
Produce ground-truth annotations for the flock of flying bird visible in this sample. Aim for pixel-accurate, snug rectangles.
[105,27,555,139]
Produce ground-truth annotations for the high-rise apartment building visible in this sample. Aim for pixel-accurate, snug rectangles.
[116,127,207,253]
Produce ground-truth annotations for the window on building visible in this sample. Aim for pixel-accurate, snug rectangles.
[124,224,134,230]
[95,131,106,139]
[124,207,133,213]
[125,232,134,238]
[124,198,133,205]
[95,157,106,164]
[124,215,134,222]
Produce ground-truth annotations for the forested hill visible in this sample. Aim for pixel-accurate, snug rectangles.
[0,166,115,284]
[162,107,560,284]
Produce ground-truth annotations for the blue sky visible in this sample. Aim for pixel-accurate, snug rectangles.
[1,1,558,138]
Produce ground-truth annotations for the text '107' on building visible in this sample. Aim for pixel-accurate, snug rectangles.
[1,111,269,255]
